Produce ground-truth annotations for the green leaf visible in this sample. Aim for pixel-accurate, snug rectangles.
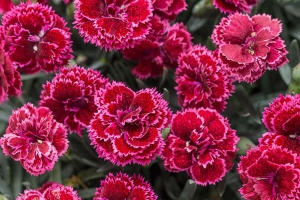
[0,178,12,198]
[279,63,292,85]
[218,176,227,197]
[77,188,96,199]
[179,179,197,200]
[48,161,62,183]
[289,39,300,68]
[10,161,23,199]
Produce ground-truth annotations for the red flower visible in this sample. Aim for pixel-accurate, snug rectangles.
[16,182,81,200]
[93,172,157,200]
[0,27,22,104]
[259,132,300,156]
[262,94,300,136]
[0,103,68,176]
[122,20,192,79]
[211,13,288,83]
[0,0,13,14]
[2,2,73,74]
[213,0,257,14]
[74,0,153,50]
[89,82,171,166]
[237,146,300,200]
[39,66,108,135]
[176,45,234,112]
[162,108,238,185]
[153,0,187,20]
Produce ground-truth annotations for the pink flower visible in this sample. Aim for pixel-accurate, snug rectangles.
[211,13,288,83]
[0,103,68,176]
[2,2,73,74]
[213,0,257,14]
[262,94,300,136]
[39,66,108,135]
[93,172,157,200]
[162,108,238,186]
[74,0,153,50]
[176,45,234,112]
[237,146,300,200]
[89,82,171,166]
[0,0,13,14]
[259,132,300,156]
[122,20,192,79]
[16,182,81,200]
[0,27,22,104]
[153,0,187,20]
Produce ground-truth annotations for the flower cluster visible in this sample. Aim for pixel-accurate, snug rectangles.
[152,0,187,20]
[89,82,171,166]
[0,103,68,176]
[0,27,22,104]
[162,108,238,185]
[213,0,257,14]
[211,13,288,83]
[1,2,73,74]
[238,94,300,199]
[176,45,234,112]
[16,182,81,199]
[94,172,157,200]
[39,66,108,135]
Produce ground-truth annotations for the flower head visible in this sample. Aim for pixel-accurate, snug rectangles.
[162,108,238,185]
[0,27,22,104]
[211,13,288,83]
[262,94,300,136]
[153,0,187,20]
[2,2,73,74]
[176,45,234,112]
[74,0,153,50]
[16,182,81,200]
[237,146,300,200]
[0,103,68,176]
[213,0,257,14]
[39,66,108,135]
[89,82,171,166]
[93,172,157,200]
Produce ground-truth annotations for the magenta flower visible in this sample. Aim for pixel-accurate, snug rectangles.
[211,13,288,83]
[74,0,153,50]
[1,2,73,74]
[176,45,234,112]
[237,146,300,200]
[153,0,187,20]
[39,66,108,135]
[0,0,13,14]
[0,103,68,176]
[89,82,171,166]
[0,27,22,104]
[93,172,157,200]
[122,21,192,79]
[213,0,257,14]
[262,94,300,137]
[16,182,81,200]
[162,108,238,186]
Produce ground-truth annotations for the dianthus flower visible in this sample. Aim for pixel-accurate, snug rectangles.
[74,0,153,50]
[122,21,192,79]
[89,82,171,166]
[153,0,187,20]
[1,3,73,74]
[213,0,257,14]
[259,132,300,155]
[39,66,108,135]
[262,94,300,136]
[0,0,13,14]
[93,172,157,200]
[0,103,68,176]
[211,13,288,83]
[176,45,234,112]
[237,146,300,200]
[162,108,238,186]
[16,182,81,200]
[0,27,22,104]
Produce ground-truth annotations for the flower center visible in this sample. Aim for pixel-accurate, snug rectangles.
[65,97,88,112]
[242,32,256,55]
[185,136,213,161]
[256,172,278,197]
